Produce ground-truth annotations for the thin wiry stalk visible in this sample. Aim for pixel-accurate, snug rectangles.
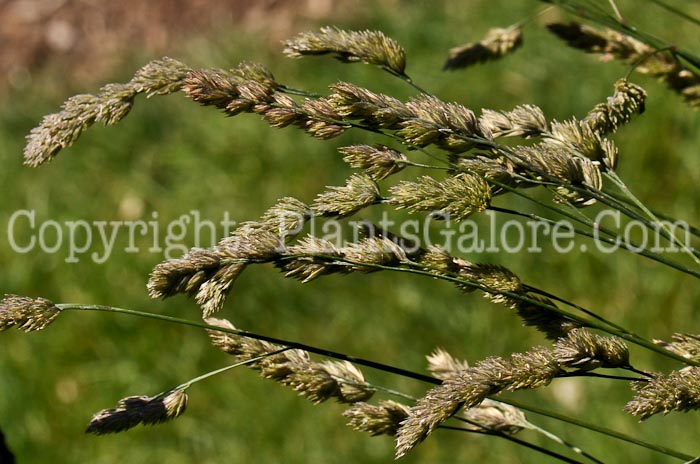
[53,303,691,459]
[282,256,698,366]
[605,170,700,267]
[176,348,291,390]
[439,425,586,464]
[544,0,700,72]
[645,0,700,28]
[504,398,694,461]
[451,415,602,464]
[483,179,700,279]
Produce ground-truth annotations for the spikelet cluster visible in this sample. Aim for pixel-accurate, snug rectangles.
[397,327,628,456]
[147,198,311,317]
[328,82,490,152]
[207,318,374,404]
[24,57,191,166]
[0,294,61,332]
[183,63,348,140]
[654,333,700,362]
[343,400,411,436]
[626,367,700,420]
[419,250,578,339]
[86,388,188,435]
[553,328,630,371]
[513,141,603,206]
[427,348,528,435]
[387,173,492,221]
[444,27,524,70]
[283,27,407,76]
[340,144,408,180]
[312,174,381,217]
[281,235,408,280]
[479,104,548,138]
[548,22,700,107]
[395,346,563,457]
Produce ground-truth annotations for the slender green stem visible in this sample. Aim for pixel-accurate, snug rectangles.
[57,303,690,459]
[502,398,694,461]
[608,0,625,22]
[605,189,700,239]
[561,371,647,382]
[177,348,290,390]
[57,304,440,385]
[383,67,430,94]
[301,257,699,366]
[440,426,586,464]
[522,284,642,339]
[526,421,604,464]
[644,0,700,28]
[605,170,700,267]
[452,415,603,463]
[277,84,323,98]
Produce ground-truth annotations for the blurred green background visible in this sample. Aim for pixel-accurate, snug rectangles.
[2,0,700,462]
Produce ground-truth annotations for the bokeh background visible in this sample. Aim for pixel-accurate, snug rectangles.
[2,0,700,462]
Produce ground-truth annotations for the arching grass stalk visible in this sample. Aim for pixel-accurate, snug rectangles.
[604,189,700,239]
[175,348,291,390]
[276,256,699,367]
[502,398,694,461]
[486,205,700,280]
[604,170,700,267]
[441,425,586,464]
[56,303,688,460]
[543,0,700,71]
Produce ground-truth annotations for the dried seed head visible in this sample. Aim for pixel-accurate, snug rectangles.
[24,57,190,166]
[344,400,411,436]
[549,119,608,163]
[417,245,460,274]
[427,348,470,381]
[24,94,102,167]
[449,155,519,192]
[458,262,523,300]
[340,144,408,180]
[479,104,548,138]
[401,94,487,151]
[256,197,312,239]
[396,379,486,457]
[284,27,406,76]
[86,388,188,435]
[343,236,408,272]
[183,68,242,108]
[553,328,630,370]
[329,81,410,129]
[512,295,581,340]
[388,173,492,221]
[548,21,700,107]
[654,334,700,362]
[443,26,524,71]
[206,318,374,404]
[396,346,563,457]
[298,97,348,139]
[513,142,603,206]
[625,367,700,420]
[584,79,646,136]
[461,399,528,435]
[312,174,381,218]
[263,94,301,128]
[282,235,346,282]
[148,223,286,317]
[0,294,61,333]
[129,56,192,96]
[322,361,375,403]
[183,62,277,116]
